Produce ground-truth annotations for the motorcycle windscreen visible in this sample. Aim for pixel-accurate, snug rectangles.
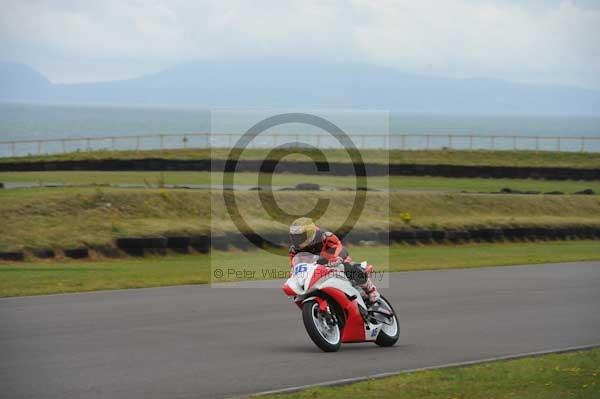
[291,252,318,266]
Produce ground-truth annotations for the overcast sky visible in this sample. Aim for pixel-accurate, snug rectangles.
[1,0,599,88]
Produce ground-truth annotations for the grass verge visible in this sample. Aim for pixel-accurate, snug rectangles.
[2,148,599,168]
[2,187,600,250]
[264,348,600,399]
[1,241,599,297]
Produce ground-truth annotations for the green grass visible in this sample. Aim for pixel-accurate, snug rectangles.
[2,171,599,194]
[265,348,600,399]
[1,187,600,251]
[1,241,599,297]
[2,148,599,168]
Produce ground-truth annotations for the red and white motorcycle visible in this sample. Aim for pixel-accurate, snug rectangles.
[282,252,399,352]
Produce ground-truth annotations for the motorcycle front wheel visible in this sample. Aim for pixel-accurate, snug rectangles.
[302,300,341,352]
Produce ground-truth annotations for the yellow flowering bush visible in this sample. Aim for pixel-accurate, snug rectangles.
[400,212,412,224]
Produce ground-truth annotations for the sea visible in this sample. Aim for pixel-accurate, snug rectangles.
[0,103,599,156]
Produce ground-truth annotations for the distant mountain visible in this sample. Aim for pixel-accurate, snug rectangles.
[1,61,599,115]
[0,62,52,102]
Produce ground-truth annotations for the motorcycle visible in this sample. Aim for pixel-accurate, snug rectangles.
[282,252,399,352]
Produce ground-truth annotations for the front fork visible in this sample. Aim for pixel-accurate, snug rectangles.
[311,296,329,312]
[302,296,339,327]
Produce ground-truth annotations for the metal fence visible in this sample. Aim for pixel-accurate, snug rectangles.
[1,132,599,157]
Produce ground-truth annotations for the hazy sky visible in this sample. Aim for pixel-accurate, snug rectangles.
[1,0,599,88]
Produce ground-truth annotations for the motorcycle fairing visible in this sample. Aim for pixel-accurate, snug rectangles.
[311,276,382,342]
[283,262,385,342]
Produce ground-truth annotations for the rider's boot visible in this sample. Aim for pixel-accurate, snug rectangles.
[362,277,380,305]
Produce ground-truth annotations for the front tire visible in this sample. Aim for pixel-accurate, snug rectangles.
[374,295,400,347]
[302,300,341,352]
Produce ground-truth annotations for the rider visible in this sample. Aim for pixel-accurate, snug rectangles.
[288,217,380,304]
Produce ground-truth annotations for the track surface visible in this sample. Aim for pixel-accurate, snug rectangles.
[2,262,599,398]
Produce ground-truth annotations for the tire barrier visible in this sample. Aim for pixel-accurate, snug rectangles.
[494,188,595,195]
[2,159,599,180]
[414,229,433,244]
[115,237,167,256]
[225,232,252,251]
[390,230,417,245]
[32,248,55,259]
[210,235,229,251]
[115,237,145,256]
[342,231,379,245]
[64,247,89,259]
[575,189,596,195]
[469,228,504,243]
[166,236,191,253]
[260,233,288,249]
[376,231,391,245]
[388,164,600,181]
[190,235,210,253]
[498,188,540,194]
[295,183,321,191]
[2,226,599,262]
[0,251,24,261]
[90,244,123,258]
[446,230,471,243]
[431,230,446,243]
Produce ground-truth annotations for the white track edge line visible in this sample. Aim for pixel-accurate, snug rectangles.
[249,343,600,397]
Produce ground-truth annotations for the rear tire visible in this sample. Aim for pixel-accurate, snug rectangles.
[302,300,341,352]
[374,295,400,347]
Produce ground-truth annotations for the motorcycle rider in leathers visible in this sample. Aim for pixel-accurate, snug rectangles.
[288,217,380,304]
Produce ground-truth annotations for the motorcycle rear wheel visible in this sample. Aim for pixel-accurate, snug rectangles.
[302,300,341,352]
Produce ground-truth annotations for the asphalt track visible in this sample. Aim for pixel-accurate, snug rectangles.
[1,261,599,398]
